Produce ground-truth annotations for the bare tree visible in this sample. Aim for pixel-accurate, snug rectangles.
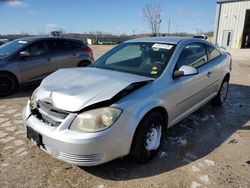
[142,4,162,36]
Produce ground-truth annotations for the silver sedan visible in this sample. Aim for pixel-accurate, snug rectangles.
[23,37,232,166]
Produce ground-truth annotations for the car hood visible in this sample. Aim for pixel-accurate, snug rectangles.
[37,67,152,112]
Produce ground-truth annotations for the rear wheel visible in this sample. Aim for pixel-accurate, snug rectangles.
[78,60,91,67]
[131,112,165,163]
[212,79,229,106]
[0,73,18,97]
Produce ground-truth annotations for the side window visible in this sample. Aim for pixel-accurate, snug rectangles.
[68,41,83,50]
[53,40,82,52]
[53,40,68,52]
[176,43,207,69]
[206,45,221,61]
[25,41,50,57]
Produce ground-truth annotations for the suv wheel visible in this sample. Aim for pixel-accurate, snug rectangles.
[131,112,164,163]
[0,73,17,97]
[78,61,91,67]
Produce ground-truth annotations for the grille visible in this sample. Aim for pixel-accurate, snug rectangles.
[32,101,69,127]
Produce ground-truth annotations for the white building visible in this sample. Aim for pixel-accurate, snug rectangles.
[214,0,250,49]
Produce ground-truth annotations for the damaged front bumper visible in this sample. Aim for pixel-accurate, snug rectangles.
[22,101,139,166]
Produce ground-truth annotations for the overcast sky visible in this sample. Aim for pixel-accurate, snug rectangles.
[0,0,217,35]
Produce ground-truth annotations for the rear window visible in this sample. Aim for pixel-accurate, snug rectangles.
[68,40,83,50]
[206,45,221,61]
[53,40,83,52]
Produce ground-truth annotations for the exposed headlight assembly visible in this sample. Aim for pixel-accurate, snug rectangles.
[29,88,39,109]
[70,107,122,133]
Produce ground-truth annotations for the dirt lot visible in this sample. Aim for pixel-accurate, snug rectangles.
[0,45,250,188]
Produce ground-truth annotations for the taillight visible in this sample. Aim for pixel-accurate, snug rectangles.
[84,46,93,57]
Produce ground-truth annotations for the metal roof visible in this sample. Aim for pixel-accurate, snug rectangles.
[217,0,250,4]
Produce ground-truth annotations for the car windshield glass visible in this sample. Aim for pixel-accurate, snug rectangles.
[0,40,29,56]
[92,42,176,78]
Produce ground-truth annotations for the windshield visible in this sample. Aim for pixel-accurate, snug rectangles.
[0,39,29,56]
[92,42,176,78]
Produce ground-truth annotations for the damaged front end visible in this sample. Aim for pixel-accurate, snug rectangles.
[81,80,153,112]
[28,79,153,128]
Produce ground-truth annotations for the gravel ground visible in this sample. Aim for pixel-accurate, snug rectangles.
[0,46,249,188]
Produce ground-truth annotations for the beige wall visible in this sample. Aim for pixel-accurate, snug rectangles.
[216,1,250,49]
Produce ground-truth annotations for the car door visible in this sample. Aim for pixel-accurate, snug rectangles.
[169,42,216,124]
[17,40,57,83]
[205,44,223,92]
[52,39,81,68]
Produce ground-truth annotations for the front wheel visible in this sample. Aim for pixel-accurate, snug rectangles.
[0,74,18,97]
[212,79,229,106]
[78,61,91,67]
[131,112,165,163]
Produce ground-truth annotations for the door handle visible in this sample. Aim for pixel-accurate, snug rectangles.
[207,71,212,77]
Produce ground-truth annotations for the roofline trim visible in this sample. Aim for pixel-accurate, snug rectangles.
[124,37,194,44]
[217,0,250,4]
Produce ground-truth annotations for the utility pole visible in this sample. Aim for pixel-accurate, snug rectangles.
[157,13,162,37]
[132,30,136,37]
[196,28,199,35]
[176,21,179,36]
[168,18,171,35]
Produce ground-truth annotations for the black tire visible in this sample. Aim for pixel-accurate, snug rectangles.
[0,73,18,97]
[211,79,229,106]
[78,61,91,67]
[131,111,165,163]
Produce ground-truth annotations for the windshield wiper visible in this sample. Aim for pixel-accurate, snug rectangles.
[93,66,118,72]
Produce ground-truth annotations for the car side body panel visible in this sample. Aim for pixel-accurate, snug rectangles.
[0,62,21,82]
[0,37,93,85]
[115,39,231,128]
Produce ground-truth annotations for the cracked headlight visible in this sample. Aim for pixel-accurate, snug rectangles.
[70,107,122,133]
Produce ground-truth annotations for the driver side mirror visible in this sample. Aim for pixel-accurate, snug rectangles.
[173,65,198,78]
[20,51,30,58]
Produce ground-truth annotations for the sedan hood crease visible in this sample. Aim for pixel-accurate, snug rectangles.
[36,67,152,112]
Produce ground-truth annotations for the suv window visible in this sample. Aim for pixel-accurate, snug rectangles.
[53,40,82,52]
[206,45,221,61]
[25,41,50,57]
[176,43,207,69]
[69,40,83,50]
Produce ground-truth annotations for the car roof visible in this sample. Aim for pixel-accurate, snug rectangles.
[125,37,193,44]
[14,36,83,42]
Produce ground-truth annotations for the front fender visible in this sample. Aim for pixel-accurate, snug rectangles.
[78,54,94,63]
[135,100,166,119]
[117,98,169,125]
